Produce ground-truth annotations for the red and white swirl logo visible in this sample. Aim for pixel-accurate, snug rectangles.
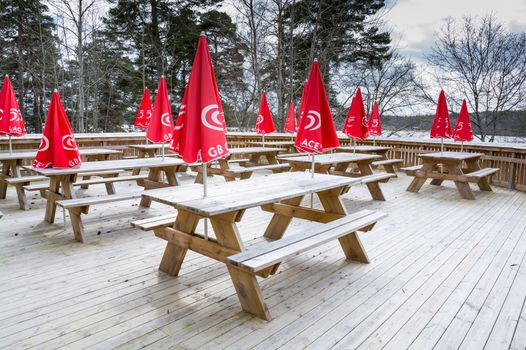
[201,104,224,131]
[304,110,321,131]
[256,114,264,125]
[9,108,20,122]
[372,120,378,128]
[362,116,368,127]
[161,113,172,127]
[146,110,152,119]
[38,135,49,151]
[62,134,78,151]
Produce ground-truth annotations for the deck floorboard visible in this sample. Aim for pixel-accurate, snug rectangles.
[0,171,524,349]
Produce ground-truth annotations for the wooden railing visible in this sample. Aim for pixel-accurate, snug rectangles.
[2,132,525,192]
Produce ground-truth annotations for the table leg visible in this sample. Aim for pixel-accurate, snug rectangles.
[210,212,271,321]
[263,195,305,240]
[0,160,12,199]
[159,210,199,276]
[465,158,492,191]
[139,168,160,207]
[13,160,29,210]
[318,187,369,263]
[45,175,76,223]
[163,166,179,186]
[219,159,236,182]
[132,150,148,176]
[406,161,435,193]
[356,161,386,201]
[446,163,476,200]
[265,153,279,165]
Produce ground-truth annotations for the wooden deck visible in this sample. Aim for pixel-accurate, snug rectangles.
[0,171,525,349]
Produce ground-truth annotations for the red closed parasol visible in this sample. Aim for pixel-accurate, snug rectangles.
[134,87,153,129]
[33,90,81,169]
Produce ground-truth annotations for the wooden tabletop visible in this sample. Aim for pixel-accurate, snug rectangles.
[143,172,363,217]
[419,151,483,161]
[279,152,380,165]
[337,145,392,152]
[128,144,171,150]
[246,141,296,147]
[0,148,122,161]
[228,147,286,155]
[29,157,185,176]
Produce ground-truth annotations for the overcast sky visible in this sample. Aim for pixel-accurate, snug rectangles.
[384,0,526,63]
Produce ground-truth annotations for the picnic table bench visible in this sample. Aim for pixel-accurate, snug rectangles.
[194,147,290,183]
[30,157,185,242]
[336,145,402,176]
[403,151,499,200]
[0,148,122,209]
[279,152,394,201]
[134,172,386,320]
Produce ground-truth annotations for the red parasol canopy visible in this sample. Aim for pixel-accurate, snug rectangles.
[169,35,229,164]
[453,99,474,142]
[0,75,26,136]
[134,87,153,129]
[430,90,452,139]
[368,101,382,136]
[146,76,174,143]
[297,80,308,128]
[255,91,276,134]
[33,90,81,168]
[294,60,339,153]
[342,87,369,140]
[283,100,296,133]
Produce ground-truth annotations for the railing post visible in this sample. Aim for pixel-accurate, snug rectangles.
[509,152,516,190]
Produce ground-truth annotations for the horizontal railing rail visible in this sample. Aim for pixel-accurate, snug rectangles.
[2,132,525,192]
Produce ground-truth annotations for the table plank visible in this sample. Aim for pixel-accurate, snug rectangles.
[144,172,362,217]
[337,146,392,153]
[279,153,380,165]
[419,151,482,161]
[0,148,122,161]
[29,158,185,176]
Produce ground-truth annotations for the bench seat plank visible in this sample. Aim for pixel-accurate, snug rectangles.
[465,167,499,179]
[131,214,178,231]
[372,159,403,166]
[228,210,386,272]
[4,175,47,184]
[225,163,290,174]
[56,192,143,208]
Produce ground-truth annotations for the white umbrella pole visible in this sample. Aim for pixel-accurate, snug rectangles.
[9,136,12,154]
[262,133,265,145]
[161,143,165,160]
[373,135,376,146]
[352,138,356,154]
[461,141,464,152]
[441,137,444,155]
[203,163,209,241]
[310,153,315,208]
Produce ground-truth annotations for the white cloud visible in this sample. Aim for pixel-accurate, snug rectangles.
[385,0,526,63]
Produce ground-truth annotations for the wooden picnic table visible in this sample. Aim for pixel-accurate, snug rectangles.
[246,141,296,152]
[405,151,498,200]
[336,145,401,175]
[279,152,392,201]
[128,143,172,158]
[30,157,185,225]
[138,172,386,320]
[195,147,288,183]
[0,148,122,204]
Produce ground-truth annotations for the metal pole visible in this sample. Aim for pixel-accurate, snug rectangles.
[161,143,165,160]
[203,163,209,241]
[441,137,444,155]
[461,141,464,152]
[373,135,376,146]
[262,133,265,145]
[353,138,356,154]
[9,136,12,154]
